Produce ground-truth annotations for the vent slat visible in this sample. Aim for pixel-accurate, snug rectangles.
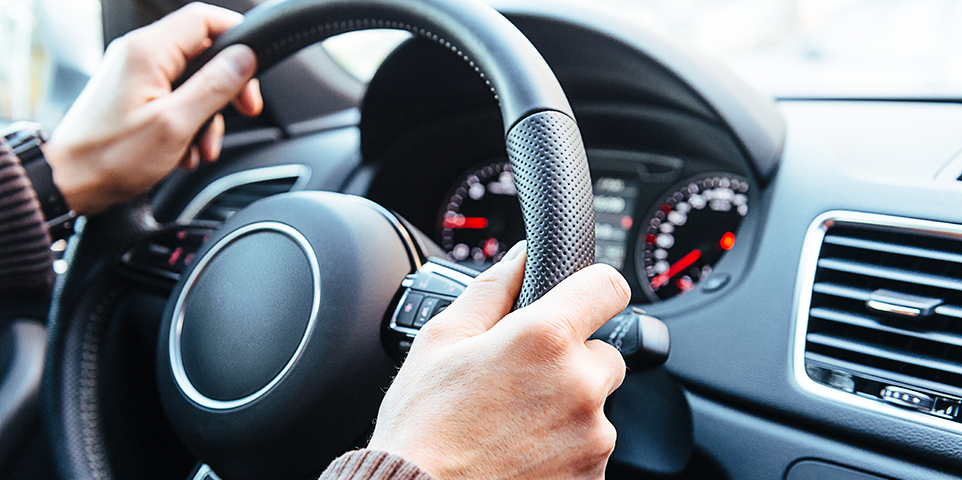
[802,218,962,428]
[195,176,299,223]
[817,258,962,292]
[807,333,962,377]
[812,282,871,301]
[805,352,962,399]
[824,235,962,264]
[935,305,962,319]
[809,307,962,349]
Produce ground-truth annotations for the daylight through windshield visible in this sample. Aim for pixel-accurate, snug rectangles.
[4,0,962,127]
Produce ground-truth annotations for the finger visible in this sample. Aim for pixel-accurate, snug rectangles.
[434,241,526,336]
[151,3,244,63]
[199,114,225,162]
[179,145,201,171]
[515,263,630,341]
[159,44,257,134]
[231,78,263,117]
[584,339,626,396]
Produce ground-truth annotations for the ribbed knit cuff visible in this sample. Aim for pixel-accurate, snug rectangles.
[319,450,434,480]
[0,141,54,297]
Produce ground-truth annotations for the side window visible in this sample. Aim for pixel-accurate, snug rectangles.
[0,0,103,129]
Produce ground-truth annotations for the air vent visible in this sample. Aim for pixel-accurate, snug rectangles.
[794,212,962,430]
[177,165,310,224]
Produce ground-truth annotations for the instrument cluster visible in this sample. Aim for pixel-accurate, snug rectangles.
[436,152,750,302]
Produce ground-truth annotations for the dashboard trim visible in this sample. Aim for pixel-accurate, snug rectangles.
[176,164,312,224]
[792,210,962,436]
[169,221,322,411]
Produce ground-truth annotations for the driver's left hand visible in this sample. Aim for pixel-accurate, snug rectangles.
[43,2,263,216]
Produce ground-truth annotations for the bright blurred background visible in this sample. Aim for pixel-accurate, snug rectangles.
[4,0,962,128]
[0,0,102,127]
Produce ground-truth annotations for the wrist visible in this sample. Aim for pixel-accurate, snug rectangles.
[42,137,113,216]
[3,123,78,239]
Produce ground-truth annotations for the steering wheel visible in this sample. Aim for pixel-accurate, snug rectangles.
[42,0,595,478]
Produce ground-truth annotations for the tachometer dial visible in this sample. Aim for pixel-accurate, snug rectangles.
[637,173,749,301]
[439,161,524,266]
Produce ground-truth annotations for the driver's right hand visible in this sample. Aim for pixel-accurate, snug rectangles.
[368,240,630,480]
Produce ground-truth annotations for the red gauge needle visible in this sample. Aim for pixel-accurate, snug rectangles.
[443,216,489,229]
[651,249,702,289]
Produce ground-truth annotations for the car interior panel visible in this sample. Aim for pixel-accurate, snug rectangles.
[3,0,962,478]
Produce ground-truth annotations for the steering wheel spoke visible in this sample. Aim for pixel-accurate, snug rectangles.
[387,259,477,355]
[388,259,671,369]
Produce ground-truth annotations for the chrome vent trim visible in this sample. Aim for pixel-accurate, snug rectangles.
[793,211,962,434]
[177,165,311,224]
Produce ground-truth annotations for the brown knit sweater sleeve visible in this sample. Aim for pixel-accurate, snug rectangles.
[319,450,434,480]
[0,141,54,297]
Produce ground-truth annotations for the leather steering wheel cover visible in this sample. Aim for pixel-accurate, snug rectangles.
[43,201,162,480]
[183,0,574,131]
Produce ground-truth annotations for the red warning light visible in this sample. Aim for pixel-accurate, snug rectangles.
[719,232,736,251]
[443,216,489,229]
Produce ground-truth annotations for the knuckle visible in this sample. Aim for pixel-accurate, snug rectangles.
[153,110,189,140]
[594,419,618,457]
[178,2,214,19]
[111,32,149,61]
[414,318,454,345]
[183,2,205,13]
[514,319,569,354]
[572,387,602,413]
[590,263,631,308]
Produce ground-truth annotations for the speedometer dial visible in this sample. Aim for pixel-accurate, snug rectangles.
[439,161,524,266]
[638,173,749,301]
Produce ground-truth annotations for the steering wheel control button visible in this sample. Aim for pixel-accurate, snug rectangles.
[395,292,424,328]
[411,270,466,296]
[170,222,321,409]
[413,296,441,328]
[390,260,477,337]
[589,307,670,371]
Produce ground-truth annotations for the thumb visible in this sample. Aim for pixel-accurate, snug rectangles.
[427,241,527,338]
[162,44,258,131]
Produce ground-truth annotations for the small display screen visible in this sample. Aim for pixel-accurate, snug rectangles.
[592,175,639,270]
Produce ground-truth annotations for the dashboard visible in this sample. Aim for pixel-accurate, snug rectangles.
[20,1,962,480]
[384,153,751,304]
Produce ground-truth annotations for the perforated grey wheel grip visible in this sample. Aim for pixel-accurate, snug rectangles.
[179,0,595,305]
[508,111,595,307]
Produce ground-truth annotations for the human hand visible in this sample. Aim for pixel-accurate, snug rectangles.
[43,2,263,215]
[368,242,630,479]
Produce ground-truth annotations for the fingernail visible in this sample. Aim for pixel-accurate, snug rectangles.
[502,240,526,263]
[220,45,257,80]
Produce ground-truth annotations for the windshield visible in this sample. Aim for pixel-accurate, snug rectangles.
[594,0,962,99]
[4,0,961,127]
[325,0,962,100]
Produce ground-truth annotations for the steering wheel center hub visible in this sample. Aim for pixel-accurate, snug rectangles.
[172,222,320,409]
[157,193,414,480]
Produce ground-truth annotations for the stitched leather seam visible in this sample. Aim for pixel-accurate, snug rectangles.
[78,288,121,480]
[257,18,500,103]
